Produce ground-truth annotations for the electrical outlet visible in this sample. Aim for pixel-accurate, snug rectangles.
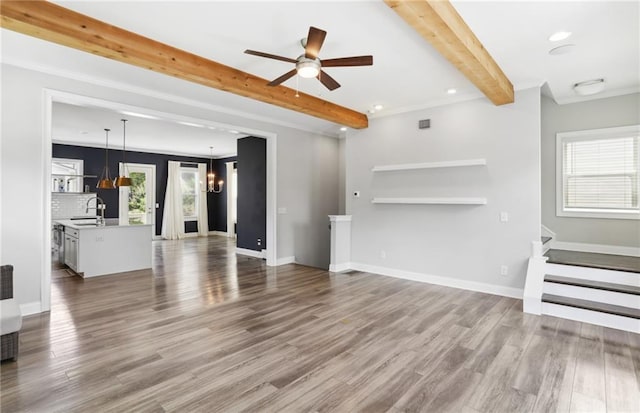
[380,250,386,259]
[257,238,262,246]
[95,236,104,242]
[500,212,509,222]
[500,265,508,276]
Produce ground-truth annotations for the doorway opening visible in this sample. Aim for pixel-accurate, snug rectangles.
[42,89,277,312]
[119,163,157,234]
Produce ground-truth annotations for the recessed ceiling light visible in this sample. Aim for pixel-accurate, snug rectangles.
[340,127,347,132]
[548,44,576,55]
[549,31,572,42]
[367,109,376,114]
[119,110,160,120]
[374,104,383,111]
[177,121,205,128]
[229,130,239,134]
[207,126,217,130]
[573,78,605,96]
[447,88,457,94]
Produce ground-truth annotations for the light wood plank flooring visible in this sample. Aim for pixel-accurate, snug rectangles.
[2,236,639,412]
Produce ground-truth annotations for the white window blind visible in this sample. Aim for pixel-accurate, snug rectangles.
[562,134,638,212]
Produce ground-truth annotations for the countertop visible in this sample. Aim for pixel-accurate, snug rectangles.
[54,219,153,230]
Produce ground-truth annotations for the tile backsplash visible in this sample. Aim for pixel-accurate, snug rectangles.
[52,193,98,219]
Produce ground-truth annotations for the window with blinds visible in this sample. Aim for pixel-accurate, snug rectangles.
[557,125,639,220]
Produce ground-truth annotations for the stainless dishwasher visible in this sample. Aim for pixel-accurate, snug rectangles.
[53,223,65,263]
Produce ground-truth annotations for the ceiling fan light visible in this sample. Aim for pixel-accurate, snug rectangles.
[297,61,320,78]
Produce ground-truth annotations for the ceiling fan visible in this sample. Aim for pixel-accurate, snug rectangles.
[245,26,373,91]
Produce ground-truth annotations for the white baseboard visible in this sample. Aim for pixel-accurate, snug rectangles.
[349,262,523,299]
[541,224,556,239]
[182,232,199,239]
[20,301,42,316]
[551,241,640,257]
[208,230,227,237]
[276,256,296,266]
[329,263,352,273]
[236,247,265,259]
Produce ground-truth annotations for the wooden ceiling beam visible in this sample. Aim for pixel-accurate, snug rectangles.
[384,0,514,105]
[0,0,368,129]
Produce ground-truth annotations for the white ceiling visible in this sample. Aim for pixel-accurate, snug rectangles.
[2,1,638,146]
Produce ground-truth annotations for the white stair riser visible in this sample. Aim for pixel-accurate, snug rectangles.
[543,282,640,309]
[545,263,640,287]
[542,302,640,333]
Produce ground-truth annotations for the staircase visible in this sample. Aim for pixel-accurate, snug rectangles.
[538,249,640,332]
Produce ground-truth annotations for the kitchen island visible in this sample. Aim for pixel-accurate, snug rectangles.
[55,219,153,278]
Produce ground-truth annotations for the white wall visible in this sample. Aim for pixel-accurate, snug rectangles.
[345,88,541,294]
[541,93,640,248]
[338,138,346,215]
[276,133,338,268]
[0,63,339,312]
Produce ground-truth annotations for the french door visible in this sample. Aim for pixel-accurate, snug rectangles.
[119,163,156,234]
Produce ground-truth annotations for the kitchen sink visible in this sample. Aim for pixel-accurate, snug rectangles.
[74,223,98,226]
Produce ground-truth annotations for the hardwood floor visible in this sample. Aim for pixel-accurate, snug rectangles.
[2,236,639,412]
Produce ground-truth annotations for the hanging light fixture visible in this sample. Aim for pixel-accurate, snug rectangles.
[115,119,132,187]
[207,146,224,193]
[97,128,116,189]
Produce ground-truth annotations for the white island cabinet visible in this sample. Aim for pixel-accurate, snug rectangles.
[55,220,153,278]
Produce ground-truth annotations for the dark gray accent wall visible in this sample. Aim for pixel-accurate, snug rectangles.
[208,156,237,232]
[236,137,266,251]
[52,144,232,236]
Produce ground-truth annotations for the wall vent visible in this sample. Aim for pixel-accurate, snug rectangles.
[418,119,431,129]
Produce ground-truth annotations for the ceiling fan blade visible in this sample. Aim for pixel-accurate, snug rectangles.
[305,26,327,59]
[321,55,373,67]
[244,49,296,64]
[267,69,298,86]
[317,70,341,91]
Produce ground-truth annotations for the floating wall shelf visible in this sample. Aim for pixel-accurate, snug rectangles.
[372,158,486,172]
[371,197,487,205]
[52,174,98,178]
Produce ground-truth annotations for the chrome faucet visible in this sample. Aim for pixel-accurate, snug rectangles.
[86,196,106,225]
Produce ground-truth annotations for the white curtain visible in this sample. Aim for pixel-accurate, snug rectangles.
[161,161,184,240]
[226,161,235,238]
[197,163,209,237]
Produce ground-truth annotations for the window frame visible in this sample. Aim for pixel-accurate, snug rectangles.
[179,167,199,222]
[555,124,640,220]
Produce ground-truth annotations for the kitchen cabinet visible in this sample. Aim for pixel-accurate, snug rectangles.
[64,229,79,271]
[56,221,152,277]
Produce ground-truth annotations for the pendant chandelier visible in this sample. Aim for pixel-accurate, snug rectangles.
[115,119,132,187]
[97,128,116,189]
[207,146,224,193]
